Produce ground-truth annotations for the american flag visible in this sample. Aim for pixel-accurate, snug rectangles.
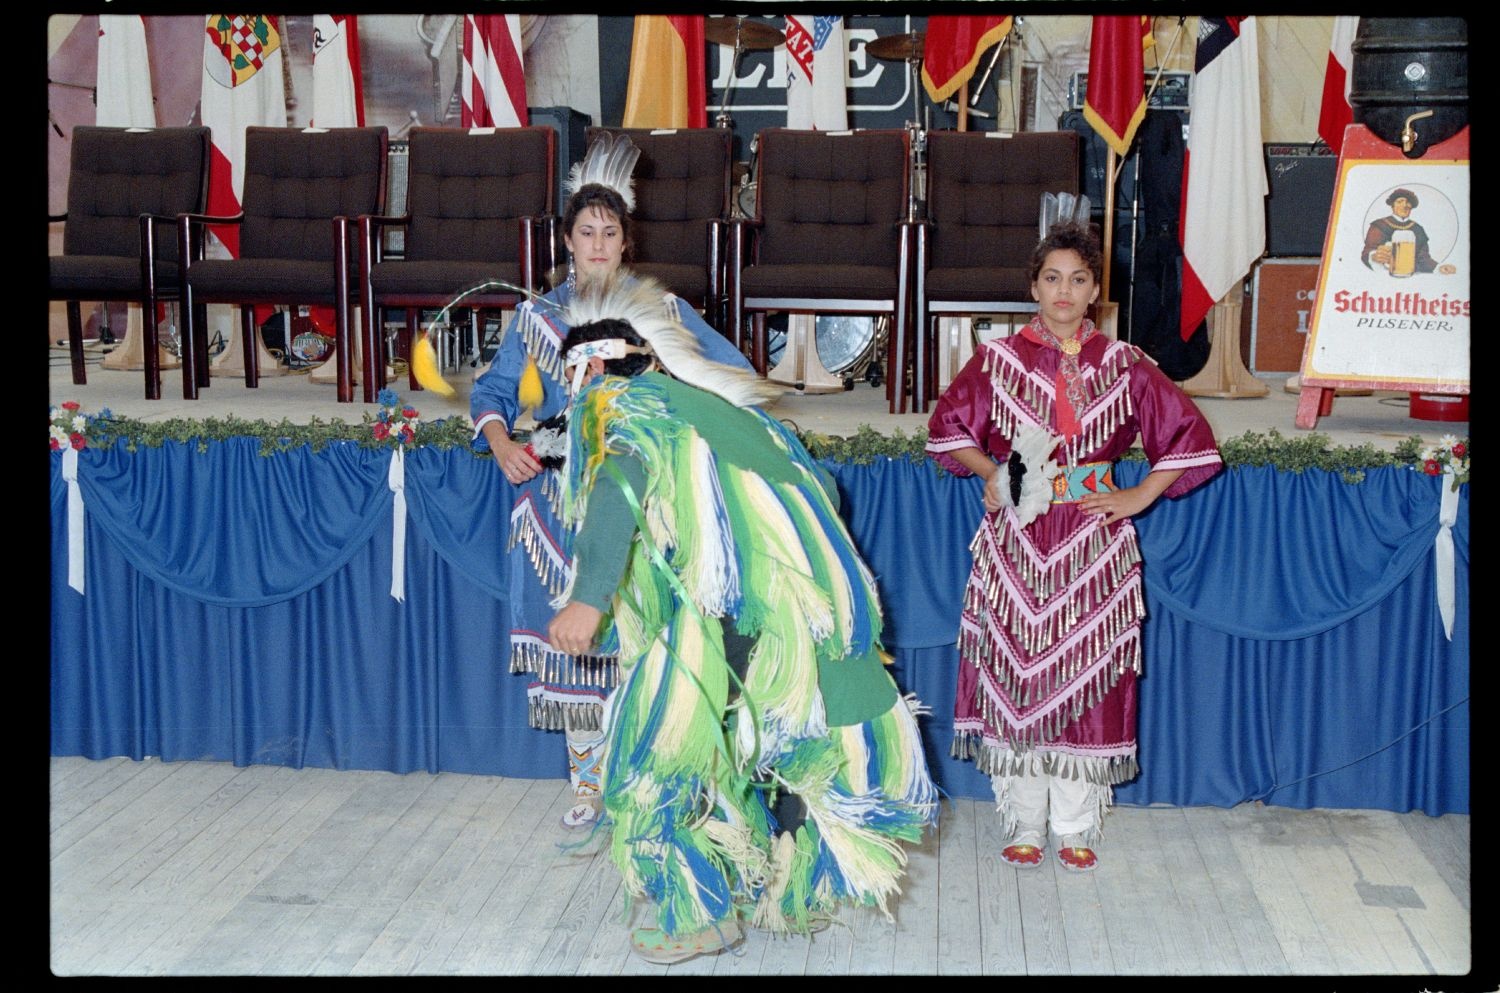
[461,14,527,128]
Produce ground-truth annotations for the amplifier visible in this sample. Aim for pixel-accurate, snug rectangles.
[383,139,409,257]
[1264,143,1337,258]
[1068,71,1190,112]
[1248,257,1321,374]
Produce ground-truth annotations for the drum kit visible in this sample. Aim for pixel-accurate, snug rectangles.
[704,18,936,393]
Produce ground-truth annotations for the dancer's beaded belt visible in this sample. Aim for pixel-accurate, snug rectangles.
[1051,461,1115,503]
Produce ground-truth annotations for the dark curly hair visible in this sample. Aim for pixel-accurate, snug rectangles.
[563,184,634,258]
[560,317,654,378]
[1029,221,1104,285]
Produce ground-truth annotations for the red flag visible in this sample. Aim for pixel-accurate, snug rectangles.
[1317,17,1357,154]
[921,16,1012,104]
[462,15,528,127]
[1179,17,1267,341]
[623,16,706,128]
[1083,16,1154,156]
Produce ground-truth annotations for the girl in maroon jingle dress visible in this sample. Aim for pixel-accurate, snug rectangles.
[926,222,1221,872]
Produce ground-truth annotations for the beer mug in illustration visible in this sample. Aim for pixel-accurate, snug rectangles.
[1390,229,1417,277]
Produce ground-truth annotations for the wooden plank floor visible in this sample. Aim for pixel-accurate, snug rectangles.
[49,756,1471,977]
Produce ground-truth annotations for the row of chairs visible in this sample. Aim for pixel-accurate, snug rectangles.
[50,124,1079,412]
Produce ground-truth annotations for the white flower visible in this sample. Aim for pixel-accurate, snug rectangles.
[71,415,88,432]
[1438,434,1458,451]
[50,425,67,444]
[1418,448,1435,463]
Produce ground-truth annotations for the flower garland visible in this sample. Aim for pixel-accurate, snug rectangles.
[49,400,109,452]
[369,389,420,448]
[1415,434,1469,492]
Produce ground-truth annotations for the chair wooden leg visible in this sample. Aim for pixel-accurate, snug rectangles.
[240,305,259,388]
[65,300,87,386]
[752,313,767,375]
[194,302,211,389]
[405,309,420,392]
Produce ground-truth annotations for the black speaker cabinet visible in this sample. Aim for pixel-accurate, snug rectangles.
[527,105,591,218]
[1264,144,1337,257]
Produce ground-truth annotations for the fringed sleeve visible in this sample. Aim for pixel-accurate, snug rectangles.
[1129,352,1223,499]
[926,345,1003,475]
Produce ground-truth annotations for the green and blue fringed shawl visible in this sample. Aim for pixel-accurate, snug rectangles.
[562,373,937,937]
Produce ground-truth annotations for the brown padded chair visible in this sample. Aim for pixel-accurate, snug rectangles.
[359,126,555,393]
[584,126,733,331]
[48,126,211,399]
[177,126,388,402]
[726,128,918,413]
[915,129,1080,411]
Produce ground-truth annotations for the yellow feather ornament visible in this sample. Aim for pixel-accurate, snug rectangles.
[518,354,545,413]
[410,333,456,398]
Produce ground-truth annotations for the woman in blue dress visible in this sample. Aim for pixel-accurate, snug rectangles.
[469,132,753,828]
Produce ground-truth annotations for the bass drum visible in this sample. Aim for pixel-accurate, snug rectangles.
[765,314,886,384]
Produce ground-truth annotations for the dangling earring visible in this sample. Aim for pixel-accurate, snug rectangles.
[566,253,577,292]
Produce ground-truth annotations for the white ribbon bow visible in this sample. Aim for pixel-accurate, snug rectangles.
[389,448,407,602]
[1435,477,1459,641]
[63,447,85,594]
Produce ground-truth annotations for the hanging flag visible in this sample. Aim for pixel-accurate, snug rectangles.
[1083,15,1155,156]
[622,16,707,128]
[200,14,287,258]
[1179,17,1267,341]
[785,15,847,130]
[311,14,363,127]
[96,14,156,128]
[921,15,1011,104]
[1317,16,1358,154]
[461,14,528,128]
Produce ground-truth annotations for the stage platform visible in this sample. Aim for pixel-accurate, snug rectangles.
[49,339,1465,451]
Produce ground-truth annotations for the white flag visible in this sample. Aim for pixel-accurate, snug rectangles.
[785,15,847,130]
[312,14,363,128]
[1179,17,1267,340]
[96,14,156,128]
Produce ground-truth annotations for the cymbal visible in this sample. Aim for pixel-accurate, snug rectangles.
[705,16,785,51]
[866,31,926,62]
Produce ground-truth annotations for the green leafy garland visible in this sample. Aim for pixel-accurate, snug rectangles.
[79,412,1452,482]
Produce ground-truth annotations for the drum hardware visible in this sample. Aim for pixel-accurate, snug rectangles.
[764,313,886,393]
[706,16,785,131]
[869,31,929,221]
[733,134,760,220]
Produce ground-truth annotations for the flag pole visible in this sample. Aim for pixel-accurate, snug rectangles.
[1102,146,1116,300]
[957,81,969,131]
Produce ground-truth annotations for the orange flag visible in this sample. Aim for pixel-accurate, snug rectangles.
[622,16,706,128]
[921,15,1012,104]
[1082,15,1155,156]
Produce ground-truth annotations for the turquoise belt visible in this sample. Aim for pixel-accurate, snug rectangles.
[1051,461,1115,503]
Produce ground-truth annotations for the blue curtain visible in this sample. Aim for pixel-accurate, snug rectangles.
[50,445,1468,814]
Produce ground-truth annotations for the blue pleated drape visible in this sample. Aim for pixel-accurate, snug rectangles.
[50,445,1468,814]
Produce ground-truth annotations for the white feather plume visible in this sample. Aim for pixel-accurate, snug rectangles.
[565,131,641,214]
[1006,422,1064,529]
[563,273,783,409]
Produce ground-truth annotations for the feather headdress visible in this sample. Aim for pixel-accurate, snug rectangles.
[563,273,783,409]
[565,131,641,214]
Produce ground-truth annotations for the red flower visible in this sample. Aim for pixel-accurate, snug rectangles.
[402,408,418,419]
[1423,459,1442,476]
[372,422,390,441]
[50,438,61,451]
[399,426,414,443]
[1452,443,1466,459]
[61,401,81,412]
[69,433,86,451]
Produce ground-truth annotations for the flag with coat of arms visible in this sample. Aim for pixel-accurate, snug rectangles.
[785,15,847,130]
[200,14,287,258]
[312,14,364,128]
